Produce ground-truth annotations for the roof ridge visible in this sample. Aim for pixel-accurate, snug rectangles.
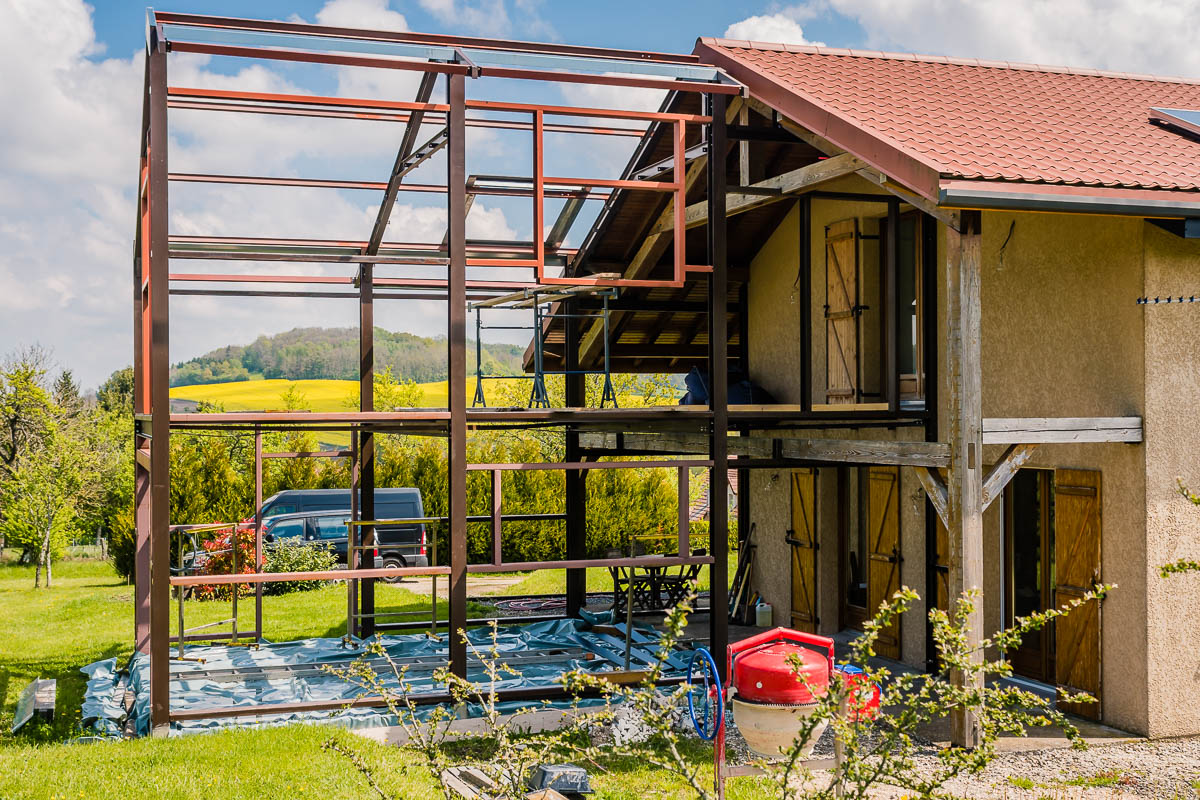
[695,36,1200,86]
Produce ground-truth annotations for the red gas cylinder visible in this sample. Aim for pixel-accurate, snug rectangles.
[735,643,830,705]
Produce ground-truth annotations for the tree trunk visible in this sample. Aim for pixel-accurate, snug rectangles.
[37,523,54,588]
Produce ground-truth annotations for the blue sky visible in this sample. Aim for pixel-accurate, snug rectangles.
[3,0,1198,388]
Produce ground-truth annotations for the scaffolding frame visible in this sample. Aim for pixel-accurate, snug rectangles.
[133,9,737,734]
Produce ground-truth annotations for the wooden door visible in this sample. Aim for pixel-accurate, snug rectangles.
[867,466,901,659]
[1054,469,1102,720]
[825,219,859,403]
[789,468,818,633]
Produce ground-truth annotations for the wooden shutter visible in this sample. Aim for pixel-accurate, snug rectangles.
[1054,468,1102,720]
[867,466,901,659]
[825,219,859,403]
[934,517,949,614]
[789,468,818,633]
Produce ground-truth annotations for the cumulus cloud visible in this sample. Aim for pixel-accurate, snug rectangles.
[724,13,825,46]
[828,0,1200,77]
[314,0,409,30]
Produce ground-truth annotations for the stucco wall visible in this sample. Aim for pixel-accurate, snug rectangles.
[744,198,1160,732]
[973,210,1148,735]
[1141,223,1200,738]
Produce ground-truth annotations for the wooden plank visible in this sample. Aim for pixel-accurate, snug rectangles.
[981,417,1142,444]
[652,152,865,234]
[778,438,950,468]
[913,466,949,527]
[981,443,1039,510]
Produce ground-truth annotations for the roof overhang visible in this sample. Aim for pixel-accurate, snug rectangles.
[695,39,1200,219]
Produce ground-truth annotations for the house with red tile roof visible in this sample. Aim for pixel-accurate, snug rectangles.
[563,40,1200,741]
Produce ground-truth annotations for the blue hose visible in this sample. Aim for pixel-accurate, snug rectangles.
[687,647,724,741]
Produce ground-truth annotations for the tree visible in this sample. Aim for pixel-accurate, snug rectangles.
[0,393,112,587]
[0,346,56,482]
[97,366,135,414]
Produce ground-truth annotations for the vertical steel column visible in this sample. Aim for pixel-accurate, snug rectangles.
[706,92,729,680]
[677,467,690,556]
[359,271,376,637]
[473,307,486,407]
[147,33,172,734]
[564,298,586,616]
[447,72,469,678]
[946,210,983,748]
[133,54,152,655]
[254,426,263,638]
[491,469,503,566]
[348,432,359,637]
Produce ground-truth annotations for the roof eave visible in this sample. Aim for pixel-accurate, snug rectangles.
[694,39,943,203]
[939,180,1200,218]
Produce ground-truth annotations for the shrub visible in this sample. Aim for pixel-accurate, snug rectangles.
[192,527,258,600]
[262,541,337,595]
[108,505,136,583]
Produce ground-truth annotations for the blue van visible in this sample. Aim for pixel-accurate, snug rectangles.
[260,489,429,576]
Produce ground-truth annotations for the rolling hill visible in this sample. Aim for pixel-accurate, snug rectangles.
[171,327,525,387]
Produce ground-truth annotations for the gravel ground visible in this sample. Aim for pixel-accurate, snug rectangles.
[720,726,1200,799]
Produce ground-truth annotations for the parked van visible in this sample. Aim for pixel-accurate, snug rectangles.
[260,489,429,574]
[263,510,382,569]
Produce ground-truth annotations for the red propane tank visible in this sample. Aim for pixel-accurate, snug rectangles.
[734,643,830,705]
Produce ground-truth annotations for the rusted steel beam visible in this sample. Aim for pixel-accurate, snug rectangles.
[168,173,612,199]
[447,73,469,680]
[147,33,172,735]
[465,459,712,471]
[171,565,451,586]
[154,11,704,65]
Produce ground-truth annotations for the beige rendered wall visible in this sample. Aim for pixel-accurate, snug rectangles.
[971,210,1148,735]
[744,198,1157,732]
[1141,223,1200,738]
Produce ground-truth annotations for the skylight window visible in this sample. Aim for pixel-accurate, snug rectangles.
[1149,107,1200,137]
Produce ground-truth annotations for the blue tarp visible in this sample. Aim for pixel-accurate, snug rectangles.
[81,619,685,738]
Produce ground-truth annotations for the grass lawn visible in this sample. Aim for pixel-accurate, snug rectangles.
[0,555,766,799]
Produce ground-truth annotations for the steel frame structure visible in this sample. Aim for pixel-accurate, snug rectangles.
[133,10,737,734]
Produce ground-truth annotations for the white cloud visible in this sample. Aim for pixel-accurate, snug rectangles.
[826,0,1200,77]
[418,0,513,37]
[724,13,825,46]
[314,0,409,30]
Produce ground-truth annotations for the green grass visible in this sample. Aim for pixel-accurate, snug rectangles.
[1061,770,1126,788]
[1007,775,1037,790]
[0,556,770,799]
[0,556,482,743]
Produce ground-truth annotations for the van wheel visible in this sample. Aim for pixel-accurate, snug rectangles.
[381,556,405,583]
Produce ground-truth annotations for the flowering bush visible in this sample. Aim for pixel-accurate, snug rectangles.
[192,526,259,600]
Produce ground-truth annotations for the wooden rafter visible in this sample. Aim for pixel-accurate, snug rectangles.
[980,443,1039,510]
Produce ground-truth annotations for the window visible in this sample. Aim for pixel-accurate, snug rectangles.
[1004,469,1055,683]
[270,518,306,542]
[314,515,350,540]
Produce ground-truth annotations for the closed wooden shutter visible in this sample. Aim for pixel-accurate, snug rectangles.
[789,468,818,633]
[1054,468,1102,720]
[867,466,901,659]
[825,219,859,403]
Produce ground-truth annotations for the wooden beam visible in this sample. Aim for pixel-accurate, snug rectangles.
[945,210,984,749]
[648,152,864,236]
[913,466,949,527]
[981,443,1039,511]
[579,431,950,467]
[981,417,1142,444]
[743,96,962,231]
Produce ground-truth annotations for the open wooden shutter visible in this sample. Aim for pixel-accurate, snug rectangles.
[825,219,859,403]
[1054,468,1102,720]
[789,468,818,633]
[867,466,901,659]
[934,517,949,614]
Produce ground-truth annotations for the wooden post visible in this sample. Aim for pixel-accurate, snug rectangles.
[945,210,983,748]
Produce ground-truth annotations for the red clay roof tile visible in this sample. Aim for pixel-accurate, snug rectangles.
[698,40,1200,192]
